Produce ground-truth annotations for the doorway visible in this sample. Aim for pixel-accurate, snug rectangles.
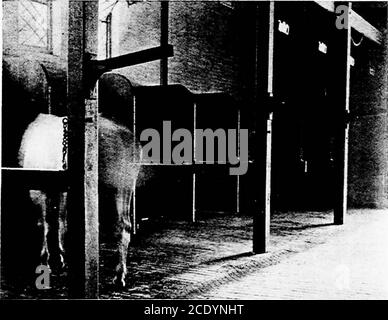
[271,2,336,211]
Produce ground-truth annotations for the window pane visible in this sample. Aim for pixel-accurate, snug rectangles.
[18,0,49,48]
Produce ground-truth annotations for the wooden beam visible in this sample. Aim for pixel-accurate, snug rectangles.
[1,168,68,191]
[84,95,99,298]
[132,94,138,235]
[67,0,85,298]
[315,1,335,13]
[160,1,169,86]
[314,1,382,44]
[192,101,197,223]
[236,109,241,214]
[252,1,273,254]
[92,45,174,71]
[350,10,382,44]
[0,60,2,293]
[332,2,351,225]
[83,0,100,300]
[67,0,99,299]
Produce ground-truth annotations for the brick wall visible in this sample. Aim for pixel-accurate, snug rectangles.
[106,1,162,85]
[168,1,256,102]
[111,1,256,102]
[348,27,388,208]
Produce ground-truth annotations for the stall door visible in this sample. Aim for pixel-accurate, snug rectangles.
[271,2,336,211]
[134,85,194,222]
[195,93,240,215]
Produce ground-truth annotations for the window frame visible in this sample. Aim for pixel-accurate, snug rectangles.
[18,0,53,54]
[105,12,112,59]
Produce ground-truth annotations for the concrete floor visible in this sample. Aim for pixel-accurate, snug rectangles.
[1,209,387,299]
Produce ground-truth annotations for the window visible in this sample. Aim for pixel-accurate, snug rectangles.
[18,0,52,52]
[104,12,112,59]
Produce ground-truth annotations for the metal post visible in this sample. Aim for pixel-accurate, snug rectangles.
[333,2,351,225]
[67,0,99,298]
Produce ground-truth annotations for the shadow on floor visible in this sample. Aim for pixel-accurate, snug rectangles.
[204,251,255,265]
[283,222,334,231]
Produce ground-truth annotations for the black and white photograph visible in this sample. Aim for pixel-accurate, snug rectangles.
[0,0,388,306]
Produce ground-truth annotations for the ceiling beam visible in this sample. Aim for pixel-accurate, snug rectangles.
[315,1,382,44]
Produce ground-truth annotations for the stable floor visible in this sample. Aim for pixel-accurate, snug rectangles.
[1,209,387,299]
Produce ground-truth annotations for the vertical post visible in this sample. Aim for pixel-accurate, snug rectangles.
[160,0,169,86]
[333,2,351,225]
[192,102,197,223]
[236,109,240,214]
[0,49,3,293]
[83,0,100,299]
[105,13,112,59]
[67,0,99,298]
[48,0,53,54]
[84,92,99,298]
[253,1,274,253]
[132,95,137,235]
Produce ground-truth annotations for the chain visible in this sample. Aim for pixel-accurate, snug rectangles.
[62,117,68,170]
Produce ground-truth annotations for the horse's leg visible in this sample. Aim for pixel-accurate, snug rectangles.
[113,188,133,288]
[30,190,50,267]
[58,191,67,269]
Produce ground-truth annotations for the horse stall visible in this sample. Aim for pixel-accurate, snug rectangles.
[194,93,241,217]
[98,84,249,298]
[270,2,337,212]
[133,85,195,224]
[0,40,247,299]
[1,57,68,295]
[269,1,385,220]
[0,0,263,299]
[1,74,247,299]
[133,86,242,225]
[2,0,385,300]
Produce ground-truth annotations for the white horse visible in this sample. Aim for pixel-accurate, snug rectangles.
[18,113,142,287]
